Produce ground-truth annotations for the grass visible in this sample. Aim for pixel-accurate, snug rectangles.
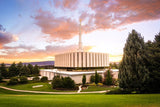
[0,91,160,107]
[0,82,77,92]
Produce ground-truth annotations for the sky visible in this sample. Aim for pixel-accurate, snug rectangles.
[0,0,160,64]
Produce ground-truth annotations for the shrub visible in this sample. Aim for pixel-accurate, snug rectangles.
[32,76,40,82]
[90,75,95,83]
[52,76,63,89]
[63,77,76,89]
[40,76,48,82]
[8,77,19,85]
[52,76,76,89]
[19,76,28,84]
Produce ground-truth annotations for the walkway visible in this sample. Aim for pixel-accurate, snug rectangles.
[0,86,108,94]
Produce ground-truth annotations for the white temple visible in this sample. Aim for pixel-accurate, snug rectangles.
[40,20,110,83]
[54,20,109,69]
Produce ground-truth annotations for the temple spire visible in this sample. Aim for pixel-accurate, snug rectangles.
[78,19,83,51]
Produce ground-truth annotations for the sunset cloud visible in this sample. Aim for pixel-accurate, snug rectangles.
[34,9,78,41]
[53,0,79,9]
[89,0,160,29]
[0,32,17,49]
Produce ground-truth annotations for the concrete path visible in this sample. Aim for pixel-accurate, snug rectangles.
[0,86,107,94]
[77,85,82,93]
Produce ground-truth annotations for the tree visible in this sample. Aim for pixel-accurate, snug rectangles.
[17,62,23,76]
[63,77,76,89]
[32,76,40,82]
[0,73,2,82]
[119,30,149,93]
[8,77,19,85]
[28,64,33,75]
[0,63,8,78]
[19,76,28,84]
[103,69,113,85]
[90,75,95,83]
[8,62,17,77]
[40,76,48,82]
[33,64,40,75]
[52,76,63,89]
[145,32,160,93]
[82,74,86,85]
[20,65,30,76]
[95,70,99,85]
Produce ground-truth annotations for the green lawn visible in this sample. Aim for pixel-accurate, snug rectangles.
[81,85,118,92]
[0,82,77,92]
[0,91,160,107]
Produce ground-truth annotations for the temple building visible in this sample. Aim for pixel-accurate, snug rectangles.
[54,20,109,69]
[40,20,110,83]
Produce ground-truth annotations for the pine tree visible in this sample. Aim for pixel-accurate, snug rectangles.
[0,63,8,78]
[27,64,33,75]
[119,30,149,93]
[33,64,40,75]
[8,62,17,77]
[145,32,160,93]
[104,69,113,85]
[20,65,30,76]
[95,70,99,85]
[82,74,86,85]
[17,62,23,76]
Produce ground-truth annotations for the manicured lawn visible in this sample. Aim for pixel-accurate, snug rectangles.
[0,92,160,107]
[81,85,118,92]
[0,82,77,92]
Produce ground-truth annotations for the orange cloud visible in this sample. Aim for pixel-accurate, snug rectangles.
[53,0,78,9]
[89,0,160,29]
[0,44,93,63]
[34,9,78,40]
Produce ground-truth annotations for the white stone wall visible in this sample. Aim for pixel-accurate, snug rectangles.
[55,52,109,68]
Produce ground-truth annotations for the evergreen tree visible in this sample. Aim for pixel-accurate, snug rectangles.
[82,74,86,85]
[0,73,2,82]
[17,62,23,76]
[119,30,149,93]
[20,65,30,76]
[33,64,40,75]
[95,70,99,85]
[0,63,8,78]
[8,62,17,77]
[104,69,113,85]
[145,32,160,93]
[27,64,34,75]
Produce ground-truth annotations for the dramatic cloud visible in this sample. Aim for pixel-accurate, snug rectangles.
[0,44,92,63]
[53,0,79,9]
[34,9,78,41]
[88,0,160,29]
[0,25,18,48]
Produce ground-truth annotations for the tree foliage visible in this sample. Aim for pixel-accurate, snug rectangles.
[0,63,8,78]
[119,30,149,93]
[90,75,95,83]
[40,76,48,82]
[19,76,28,84]
[145,32,160,93]
[52,76,76,89]
[103,69,113,85]
[95,70,99,85]
[8,62,17,77]
[82,74,86,85]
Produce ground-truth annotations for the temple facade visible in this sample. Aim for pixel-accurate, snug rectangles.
[55,52,109,68]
